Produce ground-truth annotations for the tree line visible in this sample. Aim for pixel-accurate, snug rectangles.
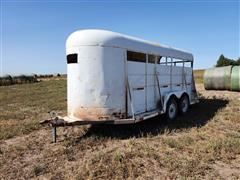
[216,54,240,67]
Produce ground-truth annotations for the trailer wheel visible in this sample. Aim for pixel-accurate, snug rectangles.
[166,97,178,121]
[179,94,189,115]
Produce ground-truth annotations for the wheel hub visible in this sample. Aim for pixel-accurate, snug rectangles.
[169,104,176,119]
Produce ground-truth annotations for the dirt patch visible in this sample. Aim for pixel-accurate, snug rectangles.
[212,157,240,179]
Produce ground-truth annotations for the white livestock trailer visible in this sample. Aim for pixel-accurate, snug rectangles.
[42,29,198,142]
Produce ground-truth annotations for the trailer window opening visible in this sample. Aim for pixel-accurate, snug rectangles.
[159,57,168,65]
[148,54,162,64]
[67,54,78,64]
[127,51,146,63]
[148,54,155,63]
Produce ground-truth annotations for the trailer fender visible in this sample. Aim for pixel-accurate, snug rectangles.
[163,91,188,112]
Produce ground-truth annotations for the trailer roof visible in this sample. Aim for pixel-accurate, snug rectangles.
[66,29,194,61]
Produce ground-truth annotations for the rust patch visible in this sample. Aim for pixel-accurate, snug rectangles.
[68,107,126,121]
[112,111,126,119]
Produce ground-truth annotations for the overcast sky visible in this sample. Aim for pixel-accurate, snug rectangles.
[1,0,239,75]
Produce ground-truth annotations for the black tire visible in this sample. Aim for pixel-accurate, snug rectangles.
[178,94,190,115]
[166,97,178,121]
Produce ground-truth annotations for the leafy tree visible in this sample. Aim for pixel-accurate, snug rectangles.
[236,57,240,65]
[216,54,239,67]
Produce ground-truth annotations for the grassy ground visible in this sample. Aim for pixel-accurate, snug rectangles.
[0,80,66,140]
[193,69,205,84]
[0,77,240,179]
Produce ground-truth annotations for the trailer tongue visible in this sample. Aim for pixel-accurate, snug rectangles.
[40,116,105,143]
[40,109,165,142]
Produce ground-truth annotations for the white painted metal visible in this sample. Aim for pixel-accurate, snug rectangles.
[127,61,146,115]
[66,29,194,61]
[147,63,157,111]
[65,29,197,123]
[67,46,125,120]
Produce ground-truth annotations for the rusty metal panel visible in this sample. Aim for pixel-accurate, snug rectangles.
[66,46,125,120]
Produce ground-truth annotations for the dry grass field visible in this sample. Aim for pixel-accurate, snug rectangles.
[0,73,240,179]
[193,69,205,84]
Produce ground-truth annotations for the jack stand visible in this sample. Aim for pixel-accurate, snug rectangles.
[51,126,57,143]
